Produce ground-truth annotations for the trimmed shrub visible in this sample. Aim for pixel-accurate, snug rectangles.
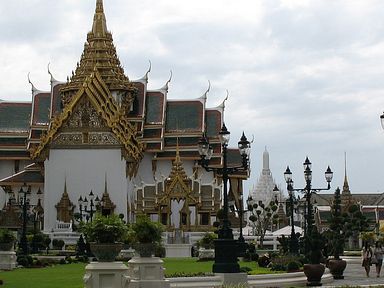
[17,255,33,267]
[257,254,270,267]
[287,260,301,272]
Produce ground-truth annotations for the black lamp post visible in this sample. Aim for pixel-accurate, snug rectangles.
[286,185,299,255]
[198,124,250,273]
[229,195,245,243]
[78,190,100,222]
[284,157,333,255]
[19,183,30,255]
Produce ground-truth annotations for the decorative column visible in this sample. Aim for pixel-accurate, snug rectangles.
[84,262,130,288]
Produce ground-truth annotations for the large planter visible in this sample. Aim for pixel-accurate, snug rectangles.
[134,243,155,257]
[89,243,123,262]
[0,242,14,252]
[303,263,325,286]
[327,258,347,279]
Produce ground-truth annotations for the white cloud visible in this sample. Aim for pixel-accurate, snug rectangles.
[1,0,384,194]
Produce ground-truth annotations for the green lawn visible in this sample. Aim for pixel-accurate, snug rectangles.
[163,258,271,276]
[1,263,86,288]
[0,258,271,288]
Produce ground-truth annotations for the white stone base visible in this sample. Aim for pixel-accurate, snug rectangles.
[83,261,130,288]
[127,257,170,288]
[198,248,215,260]
[165,244,192,258]
[0,251,17,270]
[217,273,249,286]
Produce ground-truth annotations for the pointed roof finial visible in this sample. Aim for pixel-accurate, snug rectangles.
[27,72,40,96]
[96,0,104,12]
[200,80,210,101]
[104,172,108,195]
[342,151,351,194]
[63,176,68,196]
[218,90,229,109]
[47,62,58,83]
[92,0,108,37]
[160,70,172,92]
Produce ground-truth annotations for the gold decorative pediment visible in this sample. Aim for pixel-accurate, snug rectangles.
[31,69,144,163]
[158,147,197,205]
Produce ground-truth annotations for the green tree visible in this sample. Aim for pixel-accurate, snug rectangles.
[248,200,278,248]
[326,187,345,259]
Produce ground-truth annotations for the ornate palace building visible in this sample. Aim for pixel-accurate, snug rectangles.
[0,0,248,236]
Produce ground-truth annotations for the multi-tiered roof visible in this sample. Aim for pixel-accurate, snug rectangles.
[0,0,245,185]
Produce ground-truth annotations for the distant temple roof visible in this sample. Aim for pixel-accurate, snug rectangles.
[249,147,277,204]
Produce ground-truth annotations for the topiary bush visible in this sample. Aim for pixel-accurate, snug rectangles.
[17,255,33,267]
[198,232,217,249]
[287,260,301,272]
[243,243,259,262]
[258,254,270,267]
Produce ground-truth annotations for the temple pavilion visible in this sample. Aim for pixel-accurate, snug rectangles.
[0,0,249,237]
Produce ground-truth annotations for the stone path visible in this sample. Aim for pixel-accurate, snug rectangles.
[324,257,384,287]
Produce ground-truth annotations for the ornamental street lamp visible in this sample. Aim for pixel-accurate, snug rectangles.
[229,195,245,243]
[284,157,333,256]
[285,183,299,255]
[198,124,250,273]
[78,190,100,222]
[19,183,30,255]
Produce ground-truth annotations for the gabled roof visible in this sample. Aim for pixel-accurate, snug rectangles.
[31,69,144,162]
[0,102,31,132]
[165,101,204,133]
[31,92,51,126]
[145,91,165,124]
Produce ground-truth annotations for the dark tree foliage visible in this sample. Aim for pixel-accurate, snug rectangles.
[323,187,370,259]
[248,200,279,248]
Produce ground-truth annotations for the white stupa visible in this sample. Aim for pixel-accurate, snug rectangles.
[249,147,278,205]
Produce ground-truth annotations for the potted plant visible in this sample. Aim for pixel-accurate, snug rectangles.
[80,213,127,262]
[0,228,16,251]
[303,226,326,286]
[129,215,164,257]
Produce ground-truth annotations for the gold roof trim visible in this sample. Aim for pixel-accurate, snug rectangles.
[158,141,198,204]
[31,69,144,162]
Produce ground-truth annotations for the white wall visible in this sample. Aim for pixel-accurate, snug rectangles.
[44,149,126,232]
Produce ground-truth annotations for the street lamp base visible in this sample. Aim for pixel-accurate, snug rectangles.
[213,239,240,273]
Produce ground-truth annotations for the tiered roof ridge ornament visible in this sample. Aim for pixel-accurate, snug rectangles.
[60,0,135,105]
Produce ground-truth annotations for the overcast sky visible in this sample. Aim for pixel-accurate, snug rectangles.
[1,0,384,196]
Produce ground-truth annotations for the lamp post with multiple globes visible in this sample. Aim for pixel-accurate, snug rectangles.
[78,190,100,222]
[284,157,333,255]
[198,124,250,273]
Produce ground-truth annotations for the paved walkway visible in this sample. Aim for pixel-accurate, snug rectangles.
[324,257,384,287]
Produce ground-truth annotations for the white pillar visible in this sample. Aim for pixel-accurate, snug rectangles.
[127,257,170,288]
[83,262,130,288]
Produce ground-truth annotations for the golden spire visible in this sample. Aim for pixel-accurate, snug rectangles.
[92,0,108,37]
[60,0,135,105]
[104,172,108,195]
[63,177,68,196]
[168,138,188,181]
